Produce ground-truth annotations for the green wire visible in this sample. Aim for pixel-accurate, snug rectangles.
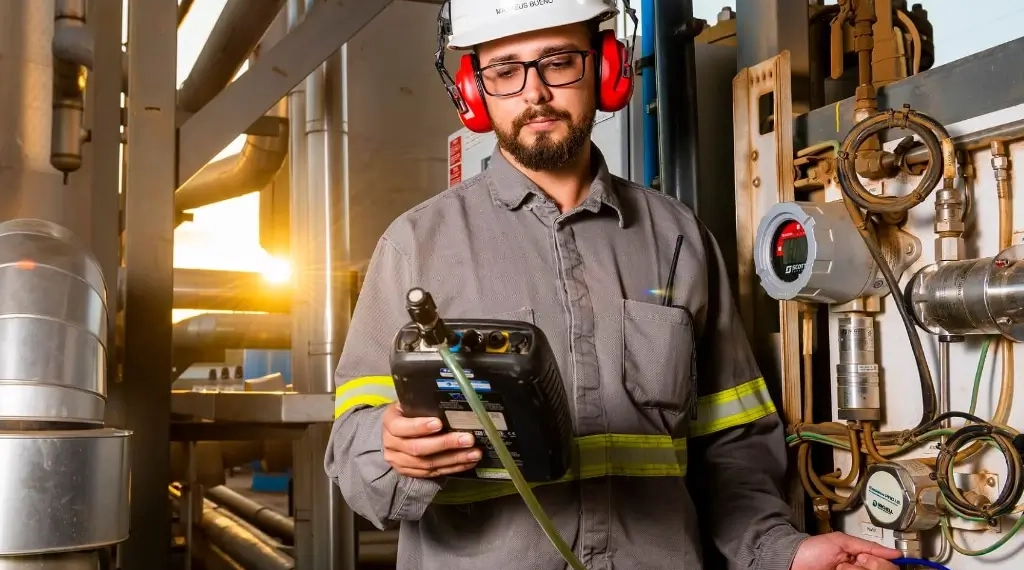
[437,346,587,570]
[969,337,992,416]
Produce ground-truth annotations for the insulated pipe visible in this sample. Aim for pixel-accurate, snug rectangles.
[175,101,289,213]
[170,487,295,570]
[50,0,88,176]
[172,313,291,352]
[175,0,288,212]
[51,1,130,93]
[206,486,295,541]
[173,268,292,313]
[176,0,285,114]
[286,0,310,392]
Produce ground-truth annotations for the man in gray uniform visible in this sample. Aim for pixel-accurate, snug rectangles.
[325,1,901,569]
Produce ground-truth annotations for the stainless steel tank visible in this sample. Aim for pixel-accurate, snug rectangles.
[0,219,130,566]
[0,219,108,424]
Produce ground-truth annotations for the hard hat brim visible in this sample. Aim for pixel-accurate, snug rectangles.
[447,6,617,50]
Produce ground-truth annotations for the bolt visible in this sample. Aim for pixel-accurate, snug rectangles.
[717,6,735,22]
[751,150,759,161]
[874,279,884,288]
[987,477,996,487]
[905,243,915,255]
[752,177,761,188]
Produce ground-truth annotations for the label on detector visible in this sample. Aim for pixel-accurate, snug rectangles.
[865,471,904,525]
[437,386,524,474]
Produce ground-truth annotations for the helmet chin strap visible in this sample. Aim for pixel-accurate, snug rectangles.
[435,2,467,114]
[434,0,639,111]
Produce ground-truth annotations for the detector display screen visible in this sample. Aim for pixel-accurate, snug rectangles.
[771,220,808,282]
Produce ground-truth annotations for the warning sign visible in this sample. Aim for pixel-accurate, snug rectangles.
[449,163,462,187]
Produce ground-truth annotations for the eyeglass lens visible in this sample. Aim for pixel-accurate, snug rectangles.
[480,52,586,96]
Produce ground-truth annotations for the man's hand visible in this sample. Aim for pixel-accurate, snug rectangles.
[381,403,481,478]
[791,532,902,570]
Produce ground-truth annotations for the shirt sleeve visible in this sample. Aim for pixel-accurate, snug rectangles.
[687,222,809,570]
[323,234,442,529]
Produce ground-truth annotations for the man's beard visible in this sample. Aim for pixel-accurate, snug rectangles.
[493,104,595,172]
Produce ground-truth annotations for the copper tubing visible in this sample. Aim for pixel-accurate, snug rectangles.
[863,422,890,464]
[798,443,845,504]
[821,428,861,488]
[801,307,815,423]
[993,140,1014,425]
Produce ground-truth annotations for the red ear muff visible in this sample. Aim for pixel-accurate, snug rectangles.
[455,53,492,133]
[596,29,634,113]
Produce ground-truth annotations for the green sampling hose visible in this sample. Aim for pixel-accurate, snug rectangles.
[437,345,588,570]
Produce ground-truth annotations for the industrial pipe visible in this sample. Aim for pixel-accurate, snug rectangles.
[175,0,289,213]
[173,267,292,313]
[207,486,295,542]
[50,0,88,177]
[170,487,295,570]
[175,102,289,213]
[177,0,286,113]
[173,313,291,352]
[652,0,700,205]
[51,0,130,93]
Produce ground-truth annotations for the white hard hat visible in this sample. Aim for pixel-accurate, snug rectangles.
[446,0,619,51]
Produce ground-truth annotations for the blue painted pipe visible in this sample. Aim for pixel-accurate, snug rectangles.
[640,0,658,187]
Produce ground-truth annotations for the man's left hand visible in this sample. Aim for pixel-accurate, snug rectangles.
[791,532,902,570]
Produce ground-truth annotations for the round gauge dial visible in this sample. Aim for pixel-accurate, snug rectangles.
[771,220,808,283]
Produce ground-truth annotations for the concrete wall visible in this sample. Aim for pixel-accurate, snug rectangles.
[346,1,464,266]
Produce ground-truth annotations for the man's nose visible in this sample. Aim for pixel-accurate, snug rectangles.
[521,67,552,106]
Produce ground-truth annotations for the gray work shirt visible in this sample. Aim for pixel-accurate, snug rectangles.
[325,145,808,570]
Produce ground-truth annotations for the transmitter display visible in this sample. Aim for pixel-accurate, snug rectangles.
[771,220,808,282]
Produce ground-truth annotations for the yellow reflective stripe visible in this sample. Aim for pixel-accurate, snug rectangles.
[334,376,397,419]
[432,434,687,505]
[689,376,776,437]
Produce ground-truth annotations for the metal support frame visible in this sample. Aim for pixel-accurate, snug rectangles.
[735,0,812,114]
[794,35,1024,149]
[84,0,123,331]
[116,0,178,568]
[177,0,394,185]
[652,0,700,206]
[732,51,804,531]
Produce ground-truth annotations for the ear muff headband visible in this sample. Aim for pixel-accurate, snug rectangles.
[436,1,638,134]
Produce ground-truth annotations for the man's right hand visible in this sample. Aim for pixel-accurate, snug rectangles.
[381,403,482,478]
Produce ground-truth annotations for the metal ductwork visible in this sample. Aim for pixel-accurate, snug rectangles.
[173,313,292,352]
[173,267,292,313]
[175,0,289,214]
[0,218,131,567]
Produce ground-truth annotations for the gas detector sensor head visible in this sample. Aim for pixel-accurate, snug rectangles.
[752,201,911,305]
[445,0,620,50]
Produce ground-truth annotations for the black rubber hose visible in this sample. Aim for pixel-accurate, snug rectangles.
[934,424,1024,520]
[836,106,951,432]
[837,107,949,216]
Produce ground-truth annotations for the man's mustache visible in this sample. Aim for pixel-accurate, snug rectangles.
[512,105,573,134]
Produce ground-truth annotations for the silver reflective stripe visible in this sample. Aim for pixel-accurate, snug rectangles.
[689,377,776,437]
[433,434,687,504]
[334,376,397,419]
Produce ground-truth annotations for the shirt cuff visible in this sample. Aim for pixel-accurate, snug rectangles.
[356,409,443,520]
[755,525,810,570]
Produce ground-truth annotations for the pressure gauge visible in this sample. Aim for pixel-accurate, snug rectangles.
[754,201,889,305]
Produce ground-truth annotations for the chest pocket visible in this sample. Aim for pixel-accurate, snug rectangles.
[621,299,697,420]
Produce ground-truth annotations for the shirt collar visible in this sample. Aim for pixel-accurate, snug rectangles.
[485,144,625,227]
